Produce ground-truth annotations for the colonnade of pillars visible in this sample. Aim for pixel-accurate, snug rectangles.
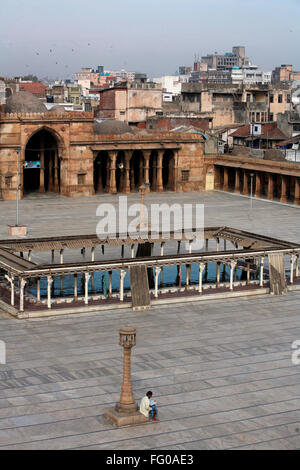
[219,166,300,205]
[95,149,176,194]
[37,136,60,193]
[5,239,300,312]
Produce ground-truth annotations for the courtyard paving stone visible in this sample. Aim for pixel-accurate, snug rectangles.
[0,191,299,449]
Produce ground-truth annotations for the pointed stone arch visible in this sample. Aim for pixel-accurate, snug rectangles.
[23,127,63,196]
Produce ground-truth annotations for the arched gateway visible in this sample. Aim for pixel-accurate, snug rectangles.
[23,128,61,196]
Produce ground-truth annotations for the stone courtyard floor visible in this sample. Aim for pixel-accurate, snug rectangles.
[0,191,300,449]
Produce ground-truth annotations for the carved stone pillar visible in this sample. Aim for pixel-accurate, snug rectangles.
[143,151,151,193]
[109,152,117,194]
[198,263,205,293]
[234,169,240,193]
[119,269,126,301]
[154,266,161,297]
[47,275,53,309]
[124,151,131,194]
[36,278,41,303]
[19,278,26,312]
[173,150,180,192]
[156,151,163,192]
[280,175,287,204]
[116,327,138,412]
[242,171,248,195]
[230,261,237,291]
[267,173,274,200]
[84,272,91,305]
[104,327,147,426]
[223,167,229,191]
[255,172,262,198]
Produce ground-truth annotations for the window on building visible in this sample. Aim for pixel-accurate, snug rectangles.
[293,124,300,132]
[77,173,86,185]
[120,111,125,115]
[269,113,274,121]
[75,97,79,104]
[270,95,274,103]
[278,94,282,103]
[246,94,251,103]
[181,170,190,182]
[256,113,260,122]
[287,94,291,103]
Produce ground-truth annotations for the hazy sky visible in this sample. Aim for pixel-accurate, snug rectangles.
[1,0,300,80]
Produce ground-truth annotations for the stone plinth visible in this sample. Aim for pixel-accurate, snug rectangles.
[7,225,27,237]
[104,406,148,427]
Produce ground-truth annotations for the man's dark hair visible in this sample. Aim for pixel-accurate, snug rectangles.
[146,391,152,397]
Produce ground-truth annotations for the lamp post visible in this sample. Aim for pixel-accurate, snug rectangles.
[250,173,254,209]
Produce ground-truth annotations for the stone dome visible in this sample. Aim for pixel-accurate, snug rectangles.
[5,91,47,113]
[48,105,67,114]
[94,119,135,135]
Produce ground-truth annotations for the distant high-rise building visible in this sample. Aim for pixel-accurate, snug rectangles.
[201,46,249,71]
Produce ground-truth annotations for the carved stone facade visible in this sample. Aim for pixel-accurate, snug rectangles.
[0,112,205,200]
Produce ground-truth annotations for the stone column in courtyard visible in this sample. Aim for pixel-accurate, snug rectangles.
[123,151,131,194]
[255,172,262,198]
[104,326,148,426]
[223,167,229,191]
[294,178,300,206]
[267,173,274,200]
[152,153,157,191]
[109,151,117,194]
[38,136,45,193]
[143,151,151,193]
[242,171,248,195]
[234,169,240,193]
[280,175,288,204]
[156,150,164,192]
[173,150,180,192]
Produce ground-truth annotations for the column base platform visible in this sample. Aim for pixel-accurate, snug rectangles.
[7,225,27,237]
[104,407,149,427]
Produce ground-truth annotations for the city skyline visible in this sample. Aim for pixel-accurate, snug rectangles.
[0,0,300,80]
